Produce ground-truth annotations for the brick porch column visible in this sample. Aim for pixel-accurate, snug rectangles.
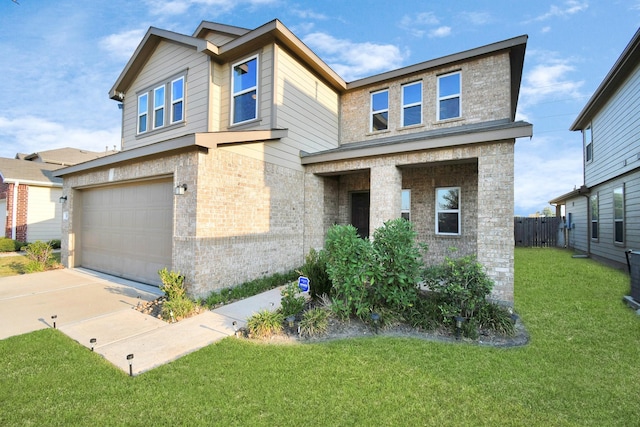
[477,142,515,304]
[369,164,402,235]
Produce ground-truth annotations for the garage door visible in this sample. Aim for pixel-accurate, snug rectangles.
[80,179,173,286]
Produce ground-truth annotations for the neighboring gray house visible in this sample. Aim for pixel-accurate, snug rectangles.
[550,27,640,269]
[55,19,532,304]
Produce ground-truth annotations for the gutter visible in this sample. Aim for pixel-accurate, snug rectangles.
[11,180,18,240]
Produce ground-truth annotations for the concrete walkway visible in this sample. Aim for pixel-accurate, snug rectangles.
[0,268,283,375]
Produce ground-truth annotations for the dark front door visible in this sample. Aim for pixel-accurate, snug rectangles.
[351,192,370,238]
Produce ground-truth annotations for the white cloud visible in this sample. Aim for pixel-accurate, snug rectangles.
[541,26,552,33]
[429,26,452,38]
[532,0,588,21]
[520,54,585,108]
[0,115,120,159]
[460,11,493,25]
[302,32,408,81]
[143,0,277,15]
[399,12,439,37]
[291,8,328,20]
[101,29,147,61]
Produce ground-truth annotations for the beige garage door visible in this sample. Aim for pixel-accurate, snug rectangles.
[80,179,173,286]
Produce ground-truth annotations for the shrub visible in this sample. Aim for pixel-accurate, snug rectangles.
[403,292,443,331]
[280,281,306,317]
[300,248,331,300]
[0,238,16,252]
[47,239,61,250]
[23,241,55,272]
[423,254,494,321]
[476,302,516,336]
[14,240,27,251]
[298,307,330,338]
[162,296,195,322]
[371,218,424,312]
[158,268,186,300]
[246,309,284,338]
[202,270,298,307]
[324,224,375,320]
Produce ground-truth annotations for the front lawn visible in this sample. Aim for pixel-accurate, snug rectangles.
[1,248,638,425]
[0,253,61,277]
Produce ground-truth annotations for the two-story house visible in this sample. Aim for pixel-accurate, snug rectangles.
[55,19,532,304]
[550,28,640,270]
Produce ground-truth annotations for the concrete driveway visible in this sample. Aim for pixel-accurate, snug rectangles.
[0,268,283,375]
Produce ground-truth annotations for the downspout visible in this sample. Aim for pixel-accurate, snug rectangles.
[11,181,18,240]
[579,185,590,256]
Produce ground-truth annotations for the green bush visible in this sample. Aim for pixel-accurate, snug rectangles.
[47,239,61,250]
[298,307,330,338]
[300,248,331,300]
[23,241,55,272]
[162,296,195,321]
[158,268,186,300]
[324,224,375,320]
[0,238,16,252]
[371,218,424,312]
[246,309,284,338]
[403,292,443,331]
[280,281,306,317]
[14,240,27,251]
[202,270,298,307]
[476,302,516,336]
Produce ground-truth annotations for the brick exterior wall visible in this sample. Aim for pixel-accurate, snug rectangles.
[1,183,28,241]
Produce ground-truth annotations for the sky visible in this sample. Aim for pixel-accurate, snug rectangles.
[0,0,638,216]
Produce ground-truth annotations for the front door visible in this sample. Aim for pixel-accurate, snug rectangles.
[351,192,370,239]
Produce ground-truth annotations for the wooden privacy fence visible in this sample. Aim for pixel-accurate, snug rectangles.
[514,217,561,247]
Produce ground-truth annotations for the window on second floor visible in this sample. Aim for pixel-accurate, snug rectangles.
[584,125,593,163]
[138,93,148,134]
[590,193,598,240]
[232,56,258,125]
[137,73,186,136]
[402,81,422,127]
[153,86,165,129]
[371,89,389,131]
[171,77,184,123]
[614,186,624,244]
[436,187,460,235]
[437,72,461,120]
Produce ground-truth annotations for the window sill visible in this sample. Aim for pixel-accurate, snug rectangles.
[229,118,262,129]
[136,121,186,139]
[366,129,391,137]
[399,123,425,131]
[435,116,464,125]
[435,233,462,238]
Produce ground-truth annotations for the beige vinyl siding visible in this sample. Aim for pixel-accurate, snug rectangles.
[122,40,210,150]
[202,32,239,46]
[566,196,588,252]
[26,186,62,242]
[585,63,640,187]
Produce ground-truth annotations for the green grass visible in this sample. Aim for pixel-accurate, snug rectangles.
[1,248,638,426]
[0,253,61,277]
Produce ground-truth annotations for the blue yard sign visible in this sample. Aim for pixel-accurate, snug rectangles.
[298,276,310,292]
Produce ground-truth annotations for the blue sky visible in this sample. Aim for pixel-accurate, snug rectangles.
[0,0,638,215]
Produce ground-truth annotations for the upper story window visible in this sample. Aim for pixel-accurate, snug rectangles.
[153,86,165,129]
[437,72,461,121]
[401,189,411,221]
[171,77,184,123]
[232,55,258,125]
[590,193,598,240]
[584,125,593,163]
[371,89,389,132]
[614,186,624,244]
[137,72,186,136]
[402,81,422,127]
[138,93,148,134]
[436,187,460,235]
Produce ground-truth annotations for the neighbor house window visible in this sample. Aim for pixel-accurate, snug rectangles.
[153,86,165,129]
[138,93,148,134]
[402,81,422,127]
[232,56,258,124]
[436,187,460,235]
[590,193,598,240]
[437,72,461,120]
[401,189,411,221]
[371,89,389,131]
[171,77,184,123]
[614,186,624,244]
[584,125,593,163]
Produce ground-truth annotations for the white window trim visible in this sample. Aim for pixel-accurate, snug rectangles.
[435,186,461,236]
[614,186,624,244]
[591,193,598,241]
[584,125,593,163]
[401,189,411,221]
[437,71,461,121]
[153,85,165,129]
[231,55,259,125]
[171,76,184,124]
[401,81,422,127]
[137,93,148,134]
[370,89,389,132]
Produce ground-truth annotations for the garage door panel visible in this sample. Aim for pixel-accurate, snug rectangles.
[80,179,173,286]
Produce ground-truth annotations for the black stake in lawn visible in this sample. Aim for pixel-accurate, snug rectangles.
[51,315,57,329]
[127,354,134,377]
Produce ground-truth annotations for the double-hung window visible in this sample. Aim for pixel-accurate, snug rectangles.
[436,187,460,235]
[171,77,184,123]
[614,186,624,244]
[138,93,148,134]
[232,56,258,125]
[371,89,389,131]
[153,86,165,129]
[591,193,599,240]
[402,81,422,127]
[401,189,411,221]
[437,72,461,120]
[584,125,593,163]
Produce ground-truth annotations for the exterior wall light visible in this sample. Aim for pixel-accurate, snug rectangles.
[455,315,465,339]
[127,354,134,376]
[370,312,380,333]
[174,184,187,195]
[90,338,97,351]
[51,314,57,328]
[59,196,67,203]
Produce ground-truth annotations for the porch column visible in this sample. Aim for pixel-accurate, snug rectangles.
[477,142,515,304]
[369,164,402,235]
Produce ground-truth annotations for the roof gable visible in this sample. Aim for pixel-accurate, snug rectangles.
[0,158,63,186]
